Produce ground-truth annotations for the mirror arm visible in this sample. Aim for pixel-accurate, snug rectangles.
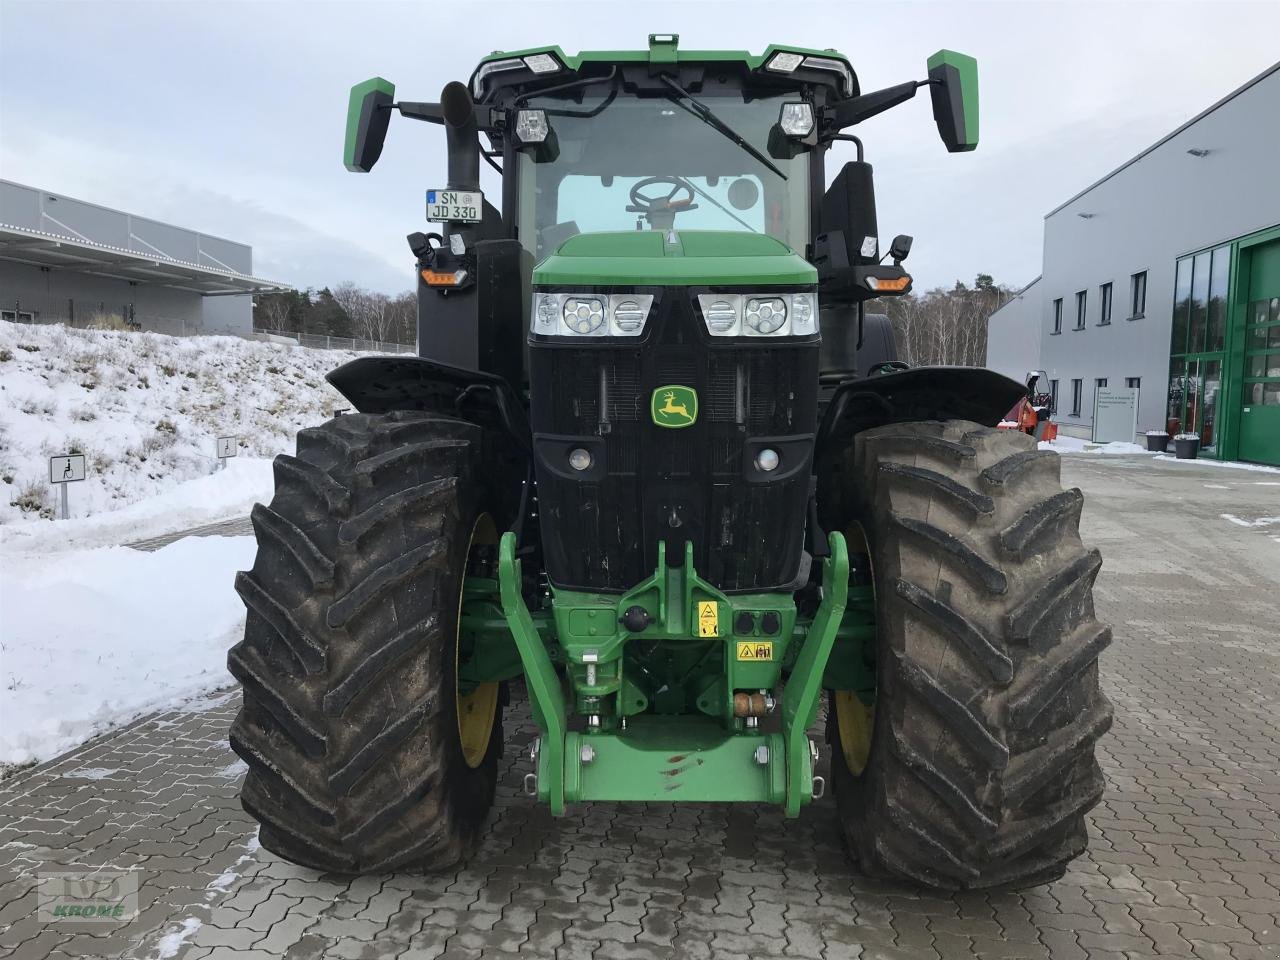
[395,101,446,124]
[822,80,930,131]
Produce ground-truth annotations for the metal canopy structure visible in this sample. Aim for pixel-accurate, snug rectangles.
[0,221,290,296]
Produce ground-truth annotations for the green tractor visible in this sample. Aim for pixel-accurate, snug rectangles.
[230,35,1112,890]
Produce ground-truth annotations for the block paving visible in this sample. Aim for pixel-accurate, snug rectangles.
[2,454,1278,959]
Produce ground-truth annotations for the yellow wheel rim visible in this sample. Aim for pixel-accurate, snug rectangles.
[455,514,500,769]
[834,691,875,776]
[834,519,875,776]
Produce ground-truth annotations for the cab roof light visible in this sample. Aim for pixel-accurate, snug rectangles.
[766,51,804,73]
[471,58,523,96]
[523,52,562,74]
[766,51,855,96]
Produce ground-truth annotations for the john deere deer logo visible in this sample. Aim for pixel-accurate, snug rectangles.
[651,385,698,428]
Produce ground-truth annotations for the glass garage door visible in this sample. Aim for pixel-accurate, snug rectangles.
[1240,240,1280,466]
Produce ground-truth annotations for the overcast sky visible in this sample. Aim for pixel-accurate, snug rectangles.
[2,0,1277,295]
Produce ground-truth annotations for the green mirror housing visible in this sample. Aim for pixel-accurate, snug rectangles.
[926,50,978,153]
[344,77,395,172]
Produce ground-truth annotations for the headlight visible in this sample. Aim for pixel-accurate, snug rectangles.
[697,293,819,337]
[530,293,654,337]
[611,299,647,333]
[745,297,787,335]
[703,297,739,334]
[563,297,605,335]
[790,293,817,335]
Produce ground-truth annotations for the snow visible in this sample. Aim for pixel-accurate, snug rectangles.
[61,767,121,780]
[0,320,358,527]
[153,917,202,959]
[205,831,261,900]
[0,534,255,767]
[1153,455,1280,474]
[1038,436,1151,455]
[0,457,271,556]
[1220,514,1280,528]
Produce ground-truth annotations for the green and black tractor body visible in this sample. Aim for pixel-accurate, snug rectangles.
[230,35,1112,890]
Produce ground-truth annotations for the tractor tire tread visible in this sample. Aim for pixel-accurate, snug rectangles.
[229,411,503,873]
[829,419,1112,891]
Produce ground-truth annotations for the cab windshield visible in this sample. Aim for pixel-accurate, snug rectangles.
[515,84,811,260]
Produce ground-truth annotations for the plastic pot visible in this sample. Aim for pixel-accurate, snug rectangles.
[1145,433,1169,453]
[1173,436,1200,459]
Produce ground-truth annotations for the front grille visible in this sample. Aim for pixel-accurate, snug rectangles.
[530,289,818,593]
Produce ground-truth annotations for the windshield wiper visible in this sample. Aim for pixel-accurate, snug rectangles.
[657,74,787,181]
[686,180,758,233]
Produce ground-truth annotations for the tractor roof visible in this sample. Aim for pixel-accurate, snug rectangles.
[469,34,859,101]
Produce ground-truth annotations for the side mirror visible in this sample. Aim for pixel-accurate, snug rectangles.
[926,50,978,153]
[889,234,913,263]
[344,77,395,172]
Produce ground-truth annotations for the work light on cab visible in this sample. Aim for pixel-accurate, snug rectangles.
[515,109,550,143]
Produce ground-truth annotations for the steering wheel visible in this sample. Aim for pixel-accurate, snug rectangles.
[626,176,698,216]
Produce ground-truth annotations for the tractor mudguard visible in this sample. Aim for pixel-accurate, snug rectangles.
[815,365,1025,465]
[326,355,531,454]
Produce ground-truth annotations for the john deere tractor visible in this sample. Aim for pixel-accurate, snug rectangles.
[230,35,1112,889]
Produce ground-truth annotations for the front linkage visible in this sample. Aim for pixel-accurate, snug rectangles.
[489,531,859,815]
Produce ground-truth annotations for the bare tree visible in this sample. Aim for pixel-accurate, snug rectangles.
[885,278,1012,367]
[331,282,363,331]
[261,294,291,333]
[331,282,396,343]
[387,292,417,345]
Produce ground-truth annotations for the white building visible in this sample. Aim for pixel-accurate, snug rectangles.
[987,62,1280,466]
[0,180,288,337]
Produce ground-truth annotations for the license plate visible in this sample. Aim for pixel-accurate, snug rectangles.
[426,189,483,223]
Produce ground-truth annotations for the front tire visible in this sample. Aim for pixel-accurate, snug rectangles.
[827,420,1112,890]
[229,411,507,873]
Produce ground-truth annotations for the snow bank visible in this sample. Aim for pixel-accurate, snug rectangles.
[1,457,271,555]
[0,534,255,767]
[1039,436,1151,455]
[0,320,359,526]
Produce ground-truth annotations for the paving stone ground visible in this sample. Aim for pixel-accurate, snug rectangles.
[2,453,1278,960]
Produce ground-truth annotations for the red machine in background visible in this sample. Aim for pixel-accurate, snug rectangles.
[998,369,1058,441]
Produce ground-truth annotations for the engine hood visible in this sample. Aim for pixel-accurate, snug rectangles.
[532,230,817,287]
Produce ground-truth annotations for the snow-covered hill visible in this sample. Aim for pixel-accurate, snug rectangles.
[0,320,359,526]
[0,321,374,769]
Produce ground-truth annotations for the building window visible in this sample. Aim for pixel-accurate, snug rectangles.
[1099,282,1112,325]
[1168,244,1230,454]
[1096,377,1108,390]
[1130,271,1147,319]
[1075,290,1087,330]
[0,310,37,323]
[1125,377,1141,389]
[1049,379,1059,414]
[1052,298,1063,334]
[1070,379,1083,416]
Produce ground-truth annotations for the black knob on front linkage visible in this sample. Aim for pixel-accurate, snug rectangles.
[619,605,653,633]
